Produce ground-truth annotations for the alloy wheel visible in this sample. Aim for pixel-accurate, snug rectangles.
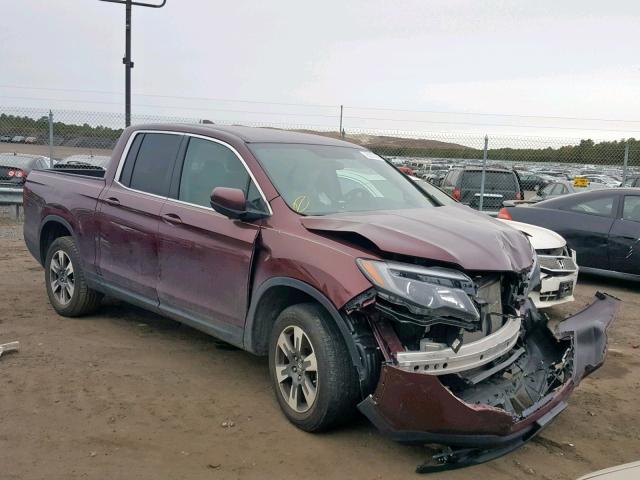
[49,250,75,305]
[274,325,318,413]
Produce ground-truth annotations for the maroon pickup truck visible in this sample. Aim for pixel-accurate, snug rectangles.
[23,124,619,471]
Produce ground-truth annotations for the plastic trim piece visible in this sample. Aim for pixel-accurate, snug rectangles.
[395,317,521,375]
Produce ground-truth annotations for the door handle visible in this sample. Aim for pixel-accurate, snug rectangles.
[104,197,120,206]
[161,213,183,225]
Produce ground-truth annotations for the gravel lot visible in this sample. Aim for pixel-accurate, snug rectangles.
[1,215,639,480]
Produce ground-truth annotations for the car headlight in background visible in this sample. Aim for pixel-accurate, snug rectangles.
[356,259,480,322]
[525,240,540,297]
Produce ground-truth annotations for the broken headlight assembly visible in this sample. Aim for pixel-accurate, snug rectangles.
[356,259,481,325]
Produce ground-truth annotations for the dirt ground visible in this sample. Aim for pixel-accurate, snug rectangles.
[1,216,639,480]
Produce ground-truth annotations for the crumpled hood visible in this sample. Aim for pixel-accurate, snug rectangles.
[301,206,534,272]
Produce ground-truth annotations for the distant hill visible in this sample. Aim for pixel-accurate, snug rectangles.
[294,129,468,152]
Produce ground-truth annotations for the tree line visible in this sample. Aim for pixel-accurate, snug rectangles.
[2,112,638,166]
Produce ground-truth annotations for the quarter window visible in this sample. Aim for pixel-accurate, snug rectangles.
[622,196,640,222]
[126,133,182,197]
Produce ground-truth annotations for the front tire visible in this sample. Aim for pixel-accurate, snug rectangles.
[45,236,102,317]
[268,303,360,432]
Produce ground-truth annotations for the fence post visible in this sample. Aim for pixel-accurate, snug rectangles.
[339,105,344,138]
[48,110,54,168]
[478,134,489,212]
[622,142,629,187]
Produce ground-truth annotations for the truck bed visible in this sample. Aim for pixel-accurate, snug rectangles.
[23,168,107,267]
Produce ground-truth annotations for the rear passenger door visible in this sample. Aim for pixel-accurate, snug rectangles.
[609,195,640,275]
[96,131,183,304]
[156,135,268,344]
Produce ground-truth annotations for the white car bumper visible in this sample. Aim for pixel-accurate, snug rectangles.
[530,250,579,309]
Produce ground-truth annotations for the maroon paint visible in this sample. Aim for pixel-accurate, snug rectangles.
[23,171,105,274]
[96,180,165,301]
[210,186,246,213]
[302,207,534,272]
[157,198,259,327]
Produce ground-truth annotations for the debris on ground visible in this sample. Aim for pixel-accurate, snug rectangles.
[0,341,19,358]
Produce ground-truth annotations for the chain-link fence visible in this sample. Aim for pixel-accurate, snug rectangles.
[1,106,639,216]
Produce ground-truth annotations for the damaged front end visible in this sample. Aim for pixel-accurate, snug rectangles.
[349,258,620,472]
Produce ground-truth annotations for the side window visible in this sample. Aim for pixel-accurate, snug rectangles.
[540,184,555,196]
[445,170,458,187]
[178,137,266,211]
[622,196,640,222]
[565,195,615,217]
[441,172,451,187]
[551,184,564,195]
[119,133,144,186]
[126,133,181,196]
[624,177,635,187]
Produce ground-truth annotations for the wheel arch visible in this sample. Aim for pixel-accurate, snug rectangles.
[244,277,368,390]
[39,215,76,266]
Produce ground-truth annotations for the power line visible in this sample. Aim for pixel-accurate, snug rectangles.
[0,95,339,118]
[0,85,338,109]
[1,83,640,124]
[344,106,640,125]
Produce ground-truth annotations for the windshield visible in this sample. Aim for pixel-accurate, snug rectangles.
[249,143,435,215]
[410,177,456,205]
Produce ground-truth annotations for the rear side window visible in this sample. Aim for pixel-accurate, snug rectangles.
[565,195,615,217]
[126,133,182,197]
[443,170,459,187]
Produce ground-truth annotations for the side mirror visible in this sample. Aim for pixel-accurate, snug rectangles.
[210,187,247,219]
[210,187,268,221]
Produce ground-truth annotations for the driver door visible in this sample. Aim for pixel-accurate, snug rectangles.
[156,135,269,343]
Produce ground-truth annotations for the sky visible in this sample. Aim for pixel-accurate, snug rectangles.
[1,0,640,141]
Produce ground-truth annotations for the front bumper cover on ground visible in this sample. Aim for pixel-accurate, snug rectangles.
[358,292,620,472]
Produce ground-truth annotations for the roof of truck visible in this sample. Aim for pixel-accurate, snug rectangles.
[132,123,360,148]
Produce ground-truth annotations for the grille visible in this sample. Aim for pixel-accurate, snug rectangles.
[538,255,577,273]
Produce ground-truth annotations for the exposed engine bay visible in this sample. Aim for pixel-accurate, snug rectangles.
[349,258,577,420]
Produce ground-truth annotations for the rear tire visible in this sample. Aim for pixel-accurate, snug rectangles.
[45,236,102,317]
[268,303,360,432]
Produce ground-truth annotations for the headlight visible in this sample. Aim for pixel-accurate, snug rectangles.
[356,259,480,322]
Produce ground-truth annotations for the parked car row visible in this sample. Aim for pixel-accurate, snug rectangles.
[499,188,640,280]
[0,135,39,144]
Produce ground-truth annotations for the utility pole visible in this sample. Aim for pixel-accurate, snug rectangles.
[98,0,167,127]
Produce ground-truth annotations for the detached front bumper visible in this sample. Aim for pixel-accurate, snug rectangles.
[358,292,620,471]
